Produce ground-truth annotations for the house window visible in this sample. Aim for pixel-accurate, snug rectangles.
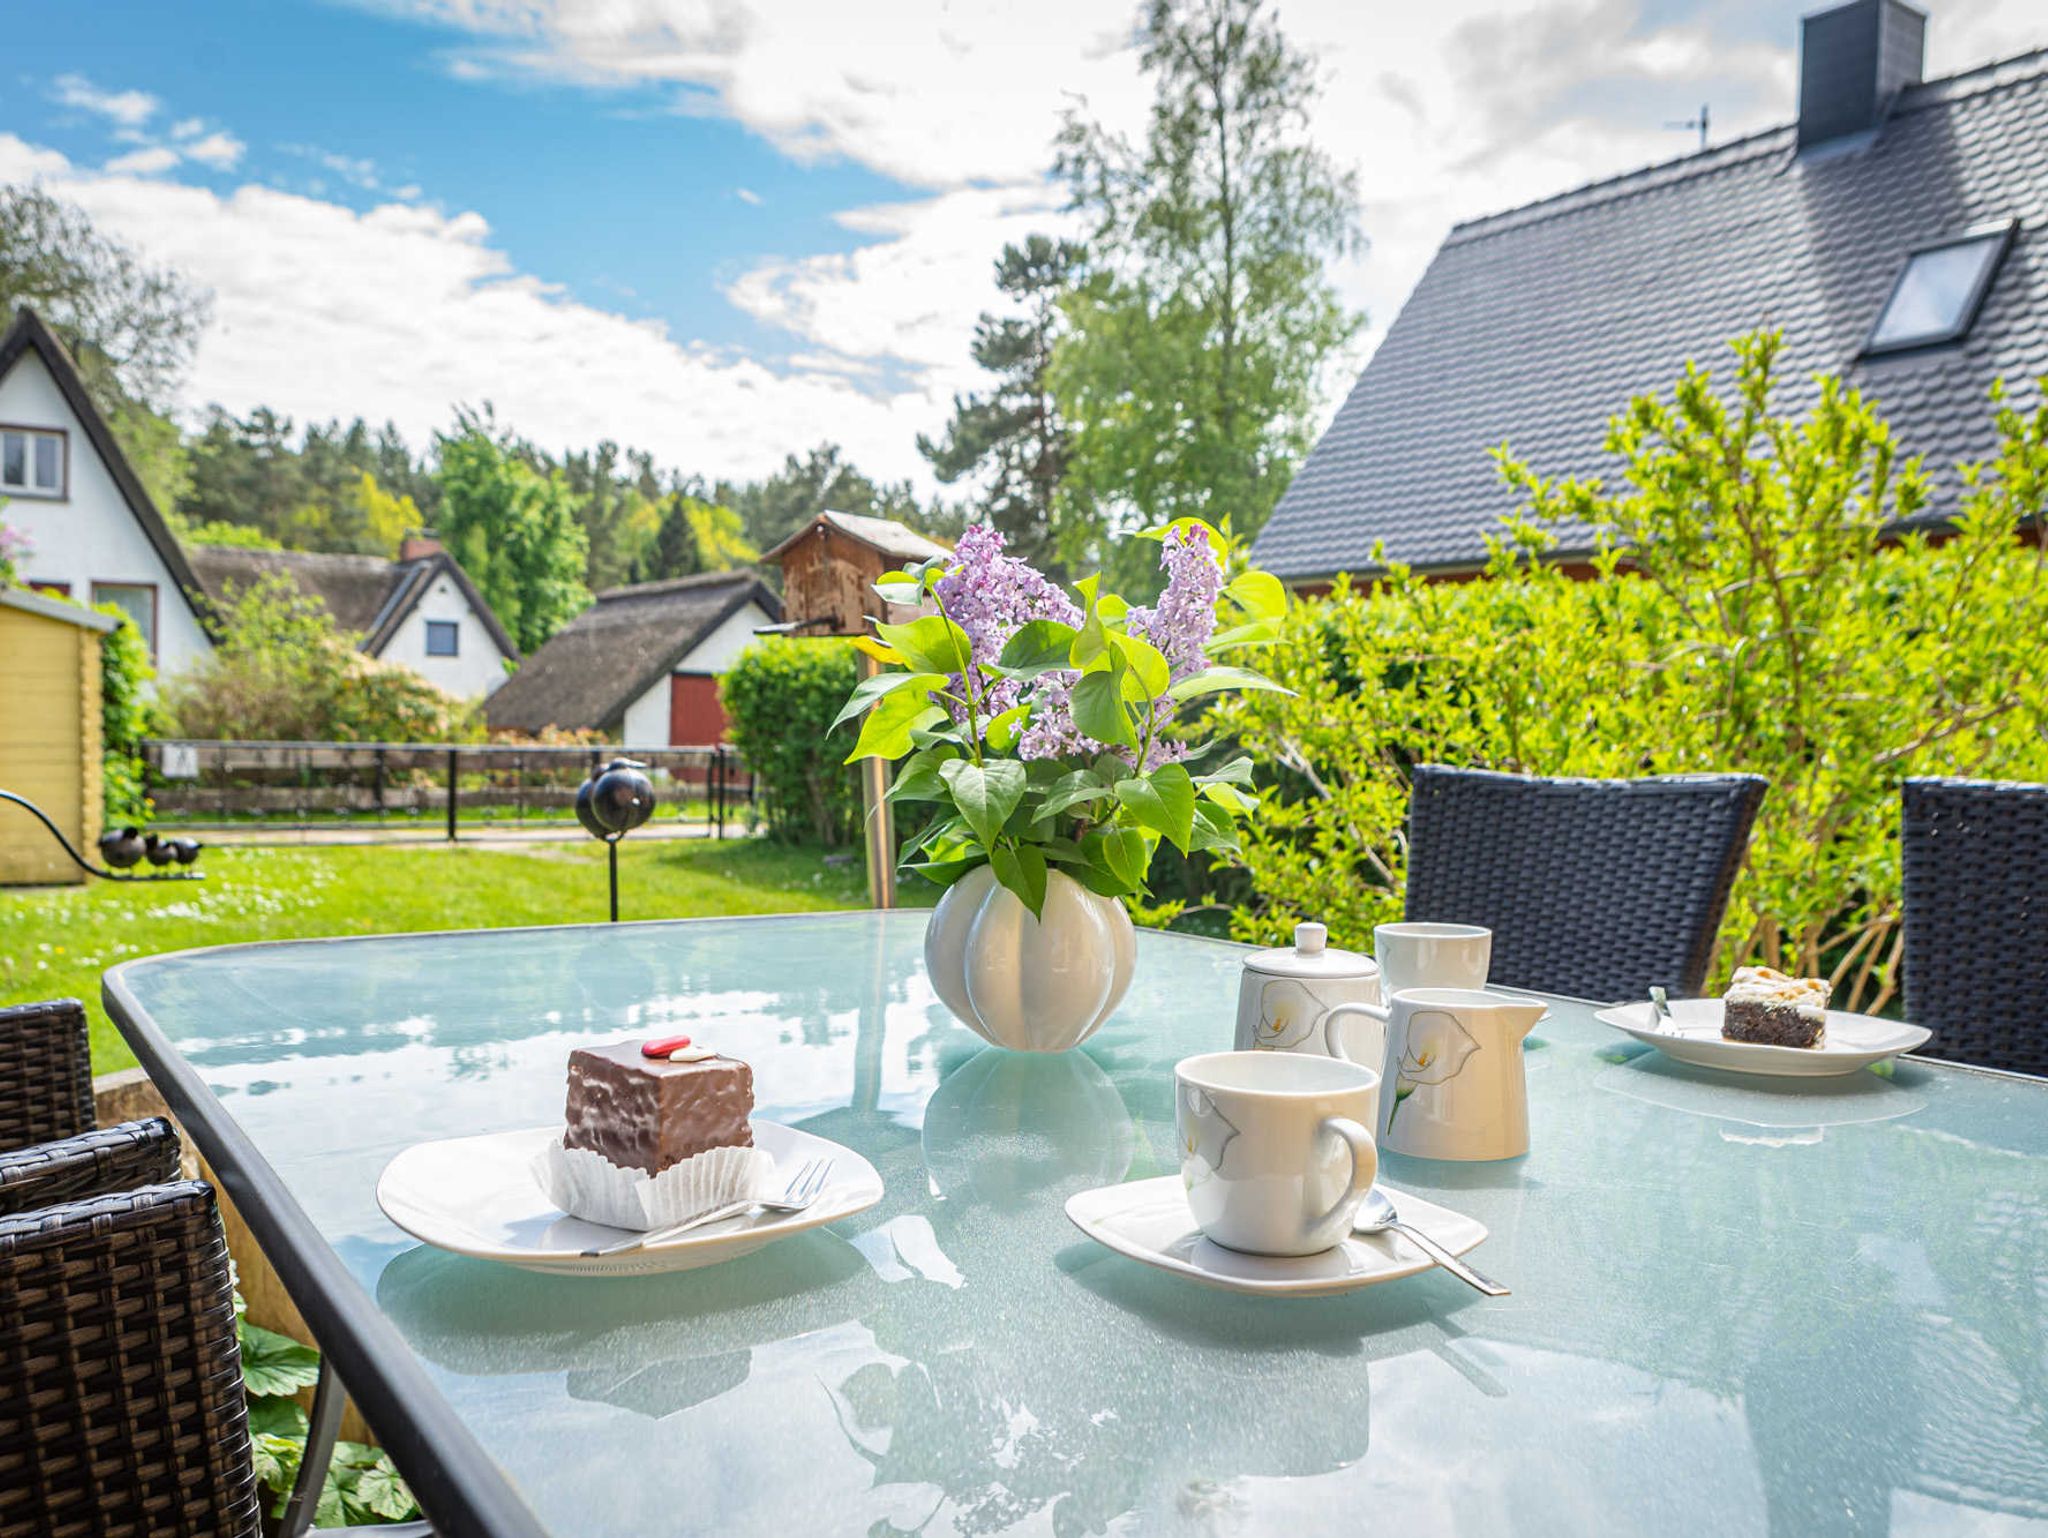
[91,581,158,659]
[425,619,460,657]
[1865,221,2015,355]
[0,426,66,498]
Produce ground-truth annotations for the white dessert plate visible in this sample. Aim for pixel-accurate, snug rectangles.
[1595,998,1931,1078]
[1064,1176,1488,1298]
[377,1121,883,1277]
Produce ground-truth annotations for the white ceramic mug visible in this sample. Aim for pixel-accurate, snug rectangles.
[1373,922,1492,998]
[1175,1051,1380,1256]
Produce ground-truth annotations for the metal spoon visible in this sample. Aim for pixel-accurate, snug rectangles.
[1354,1188,1510,1296]
[1649,985,1679,1034]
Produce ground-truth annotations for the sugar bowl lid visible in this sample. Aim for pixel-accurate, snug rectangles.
[1242,921,1379,980]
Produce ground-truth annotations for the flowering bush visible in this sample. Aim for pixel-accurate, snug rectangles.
[839,521,1290,915]
[0,516,29,585]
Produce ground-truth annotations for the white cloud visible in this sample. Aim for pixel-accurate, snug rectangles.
[52,72,160,129]
[282,143,381,190]
[0,135,947,486]
[103,145,181,177]
[182,131,247,170]
[170,117,207,141]
[734,186,762,206]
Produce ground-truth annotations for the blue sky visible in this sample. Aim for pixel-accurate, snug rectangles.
[2,0,2040,488]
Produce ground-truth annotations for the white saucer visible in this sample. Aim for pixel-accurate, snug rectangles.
[1595,998,1931,1078]
[1064,1176,1489,1297]
[377,1121,883,1277]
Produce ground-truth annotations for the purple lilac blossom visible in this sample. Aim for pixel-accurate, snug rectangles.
[934,526,1081,723]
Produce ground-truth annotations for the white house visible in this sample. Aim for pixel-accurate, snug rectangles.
[0,307,215,676]
[484,570,781,745]
[187,539,519,698]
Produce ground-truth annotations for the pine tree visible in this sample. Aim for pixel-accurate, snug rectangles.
[918,235,1086,573]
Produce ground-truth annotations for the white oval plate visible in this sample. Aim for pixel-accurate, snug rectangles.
[1065,1176,1488,1298]
[378,1121,883,1277]
[1595,998,1932,1078]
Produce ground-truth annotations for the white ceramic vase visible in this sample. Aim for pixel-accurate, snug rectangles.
[924,864,1137,1052]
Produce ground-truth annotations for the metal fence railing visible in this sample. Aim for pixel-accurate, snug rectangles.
[140,740,755,841]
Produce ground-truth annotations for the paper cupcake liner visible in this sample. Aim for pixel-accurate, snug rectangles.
[532,1136,775,1231]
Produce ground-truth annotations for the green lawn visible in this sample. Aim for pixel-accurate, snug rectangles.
[0,838,890,1074]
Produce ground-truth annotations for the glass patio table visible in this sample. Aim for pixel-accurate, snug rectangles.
[105,913,2048,1538]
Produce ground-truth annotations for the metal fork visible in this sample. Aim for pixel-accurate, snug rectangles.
[582,1156,834,1258]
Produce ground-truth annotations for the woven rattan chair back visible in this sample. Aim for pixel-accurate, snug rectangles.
[1902,777,2048,1076]
[0,1118,181,1217]
[1404,766,1767,1001]
[0,1181,262,1538]
[0,998,94,1151]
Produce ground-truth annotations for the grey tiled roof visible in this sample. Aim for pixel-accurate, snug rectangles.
[1253,49,2048,580]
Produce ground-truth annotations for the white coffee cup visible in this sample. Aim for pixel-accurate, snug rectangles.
[1174,1051,1380,1256]
[1373,922,1492,998]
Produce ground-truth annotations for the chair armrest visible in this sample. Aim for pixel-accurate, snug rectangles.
[0,997,95,1150]
[0,1117,181,1216]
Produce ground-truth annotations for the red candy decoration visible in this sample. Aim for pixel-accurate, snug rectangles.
[641,1034,693,1058]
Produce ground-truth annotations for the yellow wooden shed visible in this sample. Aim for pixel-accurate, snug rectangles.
[0,586,114,885]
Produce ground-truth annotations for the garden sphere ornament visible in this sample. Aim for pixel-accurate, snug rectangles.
[574,758,657,921]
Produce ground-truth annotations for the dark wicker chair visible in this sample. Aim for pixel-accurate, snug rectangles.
[1901,777,2048,1076]
[0,997,93,1151]
[1404,765,1768,1001]
[0,1180,264,1538]
[0,1116,180,1216]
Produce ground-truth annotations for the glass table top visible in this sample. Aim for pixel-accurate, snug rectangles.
[111,913,2048,1537]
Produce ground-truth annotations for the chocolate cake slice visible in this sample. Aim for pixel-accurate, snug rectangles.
[564,1040,754,1174]
[1721,967,1830,1049]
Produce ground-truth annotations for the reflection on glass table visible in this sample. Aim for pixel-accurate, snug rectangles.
[106,914,2048,1538]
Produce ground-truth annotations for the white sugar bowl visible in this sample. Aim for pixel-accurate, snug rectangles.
[1234,922,1385,1075]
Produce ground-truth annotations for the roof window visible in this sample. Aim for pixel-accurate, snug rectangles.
[1865,221,2015,355]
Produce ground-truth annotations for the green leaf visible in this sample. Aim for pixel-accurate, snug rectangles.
[874,614,975,676]
[941,758,1027,849]
[1194,755,1256,787]
[845,689,945,762]
[871,575,923,607]
[1201,780,1258,814]
[831,670,944,731]
[990,843,1049,919]
[1206,618,1281,653]
[1114,761,1196,853]
[238,1321,321,1399]
[1096,593,1130,623]
[250,1433,302,1501]
[246,1394,309,1439]
[901,855,985,889]
[984,702,1030,752]
[1110,631,1171,697]
[1037,769,1114,821]
[997,619,1080,678]
[1166,665,1292,703]
[1070,666,1139,750]
[349,1454,419,1522]
[1225,569,1287,620]
[1096,827,1151,891]
[886,748,955,803]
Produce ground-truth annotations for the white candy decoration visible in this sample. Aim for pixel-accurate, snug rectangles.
[666,1044,717,1062]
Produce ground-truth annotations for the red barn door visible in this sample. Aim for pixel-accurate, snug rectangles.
[669,672,728,746]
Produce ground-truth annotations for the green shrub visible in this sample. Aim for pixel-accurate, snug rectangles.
[160,573,479,743]
[96,603,156,825]
[1217,334,2048,1013]
[721,638,860,845]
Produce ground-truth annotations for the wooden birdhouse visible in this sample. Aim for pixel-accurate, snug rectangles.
[761,510,951,637]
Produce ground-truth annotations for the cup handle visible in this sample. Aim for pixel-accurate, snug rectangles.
[1322,1001,1389,1066]
[1315,1115,1378,1234]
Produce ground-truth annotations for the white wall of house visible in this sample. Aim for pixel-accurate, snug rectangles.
[375,570,513,697]
[617,599,773,747]
[1,350,211,679]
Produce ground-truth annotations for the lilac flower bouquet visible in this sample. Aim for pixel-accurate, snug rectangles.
[836,519,1290,918]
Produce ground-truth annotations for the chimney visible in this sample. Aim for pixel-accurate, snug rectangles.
[1797,0,1926,154]
[400,529,444,563]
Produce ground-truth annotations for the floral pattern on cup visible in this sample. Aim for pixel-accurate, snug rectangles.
[1386,1009,1482,1130]
[1179,1086,1240,1188]
[1253,978,1327,1051]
